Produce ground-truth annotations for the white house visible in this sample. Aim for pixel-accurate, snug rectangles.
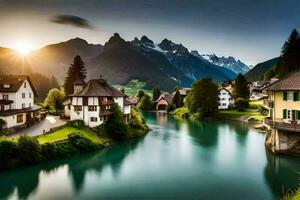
[64,78,133,127]
[218,87,234,109]
[0,75,41,133]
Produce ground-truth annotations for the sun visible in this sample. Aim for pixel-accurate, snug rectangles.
[14,42,32,56]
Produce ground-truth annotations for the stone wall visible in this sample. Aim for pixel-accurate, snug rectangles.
[265,128,300,155]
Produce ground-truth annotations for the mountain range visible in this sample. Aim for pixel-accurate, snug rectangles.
[0,34,252,90]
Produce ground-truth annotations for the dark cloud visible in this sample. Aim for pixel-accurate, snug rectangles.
[50,15,94,29]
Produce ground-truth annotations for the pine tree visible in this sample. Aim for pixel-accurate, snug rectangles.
[63,55,87,96]
[275,29,300,77]
[232,74,249,100]
[172,89,183,108]
[152,87,161,101]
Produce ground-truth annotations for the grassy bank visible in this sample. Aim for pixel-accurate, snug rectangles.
[217,109,264,122]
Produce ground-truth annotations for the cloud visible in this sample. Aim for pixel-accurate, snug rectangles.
[50,15,94,29]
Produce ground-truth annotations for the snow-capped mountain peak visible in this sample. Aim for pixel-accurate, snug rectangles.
[191,51,250,74]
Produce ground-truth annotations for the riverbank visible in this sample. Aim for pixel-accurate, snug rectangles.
[0,118,149,171]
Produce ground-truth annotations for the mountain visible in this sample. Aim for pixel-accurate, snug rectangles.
[191,51,250,74]
[244,57,279,82]
[0,34,237,91]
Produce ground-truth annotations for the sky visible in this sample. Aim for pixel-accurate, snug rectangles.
[0,0,300,65]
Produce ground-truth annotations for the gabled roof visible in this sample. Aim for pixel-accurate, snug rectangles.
[0,75,38,96]
[264,71,300,91]
[219,87,232,95]
[156,93,173,104]
[70,79,126,97]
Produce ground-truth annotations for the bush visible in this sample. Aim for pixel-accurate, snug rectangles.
[0,140,18,162]
[55,143,79,157]
[41,143,58,160]
[67,133,100,152]
[130,108,146,129]
[95,124,107,137]
[0,119,6,135]
[235,98,249,112]
[18,135,42,164]
[67,120,85,128]
[137,94,153,110]
[105,104,128,140]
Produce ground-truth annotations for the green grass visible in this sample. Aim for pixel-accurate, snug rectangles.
[171,107,189,119]
[282,187,300,200]
[118,79,153,97]
[37,126,111,145]
[218,109,264,122]
[249,100,263,109]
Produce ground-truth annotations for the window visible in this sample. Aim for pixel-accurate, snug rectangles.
[22,103,25,108]
[3,84,10,88]
[88,106,97,111]
[29,93,32,98]
[287,92,293,101]
[24,82,27,88]
[90,117,97,122]
[17,114,23,123]
[22,93,25,99]
[221,98,226,100]
[74,106,82,111]
[3,94,8,100]
[222,103,226,106]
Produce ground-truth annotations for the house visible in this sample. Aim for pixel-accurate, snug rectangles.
[155,88,191,111]
[218,87,234,109]
[263,71,300,154]
[0,75,41,134]
[64,78,133,127]
[155,94,173,110]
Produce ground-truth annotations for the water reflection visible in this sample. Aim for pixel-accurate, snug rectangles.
[264,149,300,198]
[0,138,144,200]
[0,113,299,200]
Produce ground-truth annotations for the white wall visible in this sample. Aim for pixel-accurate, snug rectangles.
[124,105,131,114]
[218,89,234,110]
[14,80,34,109]
[114,97,124,108]
[0,113,26,128]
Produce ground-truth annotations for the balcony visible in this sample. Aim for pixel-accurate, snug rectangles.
[263,99,273,108]
[264,117,300,132]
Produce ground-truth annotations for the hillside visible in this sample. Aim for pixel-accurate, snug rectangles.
[244,57,279,82]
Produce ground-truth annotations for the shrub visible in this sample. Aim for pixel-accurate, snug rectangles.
[105,104,128,140]
[130,108,146,129]
[67,133,99,152]
[41,143,58,160]
[0,140,18,163]
[235,98,249,112]
[55,143,79,157]
[137,94,153,110]
[67,120,85,128]
[18,135,42,164]
[95,124,107,137]
[0,119,6,135]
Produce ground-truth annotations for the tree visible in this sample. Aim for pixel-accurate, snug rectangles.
[232,73,249,100]
[186,78,218,118]
[263,69,275,81]
[137,94,153,110]
[105,104,128,140]
[235,98,249,112]
[275,29,300,77]
[44,88,65,112]
[152,87,161,102]
[63,55,87,96]
[18,135,41,164]
[172,89,183,108]
[136,90,145,102]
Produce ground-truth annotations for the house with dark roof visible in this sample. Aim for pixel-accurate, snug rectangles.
[0,75,41,134]
[263,71,300,154]
[155,88,191,111]
[218,87,234,110]
[64,78,133,127]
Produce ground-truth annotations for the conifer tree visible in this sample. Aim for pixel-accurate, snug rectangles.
[63,55,87,96]
[275,29,300,77]
[152,87,161,102]
[232,73,249,100]
[172,89,183,108]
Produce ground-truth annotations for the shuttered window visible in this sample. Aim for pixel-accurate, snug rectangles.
[283,109,287,119]
[283,92,287,101]
[293,92,300,101]
[296,111,300,120]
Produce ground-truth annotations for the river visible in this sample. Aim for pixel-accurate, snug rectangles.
[0,112,300,200]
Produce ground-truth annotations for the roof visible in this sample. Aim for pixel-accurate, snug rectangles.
[70,79,126,97]
[0,75,38,96]
[264,71,300,91]
[178,88,191,96]
[73,78,86,85]
[124,98,136,106]
[156,94,173,104]
[219,87,232,95]
[0,105,41,116]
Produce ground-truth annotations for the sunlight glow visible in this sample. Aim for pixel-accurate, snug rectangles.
[14,42,32,56]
